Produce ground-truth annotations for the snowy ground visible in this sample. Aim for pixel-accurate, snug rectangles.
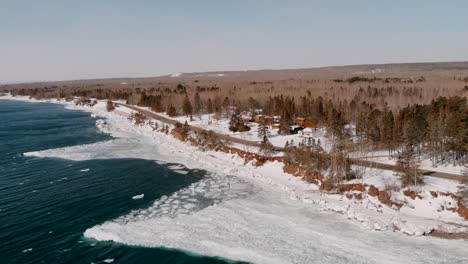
[352,150,465,176]
[2,94,467,264]
[157,112,333,151]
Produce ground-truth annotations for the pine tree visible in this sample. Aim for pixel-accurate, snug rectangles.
[182,95,193,117]
[193,92,202,114]
[381,110,395,156]
[367,109,382,146]
[327,108,347,139]
[355,110,368,144]
[106,100,115,112]
[207,98,214,114]
[278,115,291,135]
[395,143,422,186]
[258,121,272,153]
[167,104,177,117]
[284,140,290,149]
[228,112,250,132]
[182,121,190,138]
[229,113,240,132]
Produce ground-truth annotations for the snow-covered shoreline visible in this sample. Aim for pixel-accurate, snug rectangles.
[2,94,467,264]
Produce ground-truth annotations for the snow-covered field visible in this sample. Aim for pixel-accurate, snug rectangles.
[157,112,333,151]
[2,94,467,264]
[353,150,465,175]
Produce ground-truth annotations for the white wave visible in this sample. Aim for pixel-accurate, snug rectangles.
[80,168,90,172]
[103,259,114,263]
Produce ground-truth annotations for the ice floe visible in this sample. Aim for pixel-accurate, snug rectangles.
[132,194,144,200]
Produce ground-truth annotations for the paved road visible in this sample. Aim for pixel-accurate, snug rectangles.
[118,103,467,184]
[118,103,283,151]
[349,158,468,184]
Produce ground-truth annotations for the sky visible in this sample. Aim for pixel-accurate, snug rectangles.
[1,0,468,83]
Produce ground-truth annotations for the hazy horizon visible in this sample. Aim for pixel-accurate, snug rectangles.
[3,60,468,85]
[2,0,468,83]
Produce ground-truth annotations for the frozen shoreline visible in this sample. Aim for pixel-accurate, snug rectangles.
[2,95,467,264]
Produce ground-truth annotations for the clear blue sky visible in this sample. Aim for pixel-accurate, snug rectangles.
[1,0,467,83]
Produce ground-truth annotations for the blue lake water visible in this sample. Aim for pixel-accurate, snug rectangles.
[0,100,242,264]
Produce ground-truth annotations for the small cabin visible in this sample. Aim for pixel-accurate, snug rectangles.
[253,115,275,125]
[253,114,265,123]
[296,117,317,128]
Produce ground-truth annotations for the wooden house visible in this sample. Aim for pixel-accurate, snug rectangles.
[253,115,275,125]
[253,114,265,123]
[295,117,317,128]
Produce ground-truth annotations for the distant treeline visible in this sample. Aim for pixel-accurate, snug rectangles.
[3,75,467,167]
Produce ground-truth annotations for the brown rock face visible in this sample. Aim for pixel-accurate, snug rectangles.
[440,192,462,203]
[335,183,367,194]
[457,204,468,220]
[352,184,367,192]
[346,193,363,200]
[171,129,185,141]
[430,191,438,198]
[403,190,421,200]
[303,172,323,185]
[335,184,354,193]
[319,181,334,192]
[368,185,379,197]
[378,190,393,207]
[254,159,265,167]
[283,164,324,185]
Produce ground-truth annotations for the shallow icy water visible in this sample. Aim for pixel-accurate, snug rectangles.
[0,100,240,264]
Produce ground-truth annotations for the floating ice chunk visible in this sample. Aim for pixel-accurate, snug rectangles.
[168,165,185,170]
[132,194,144,200]
[22,248,33,253]
[103,259,114,263]
[173,170,189,174]
[80,168,90,172]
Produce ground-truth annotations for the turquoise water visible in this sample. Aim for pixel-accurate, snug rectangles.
[0,100,243,264]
